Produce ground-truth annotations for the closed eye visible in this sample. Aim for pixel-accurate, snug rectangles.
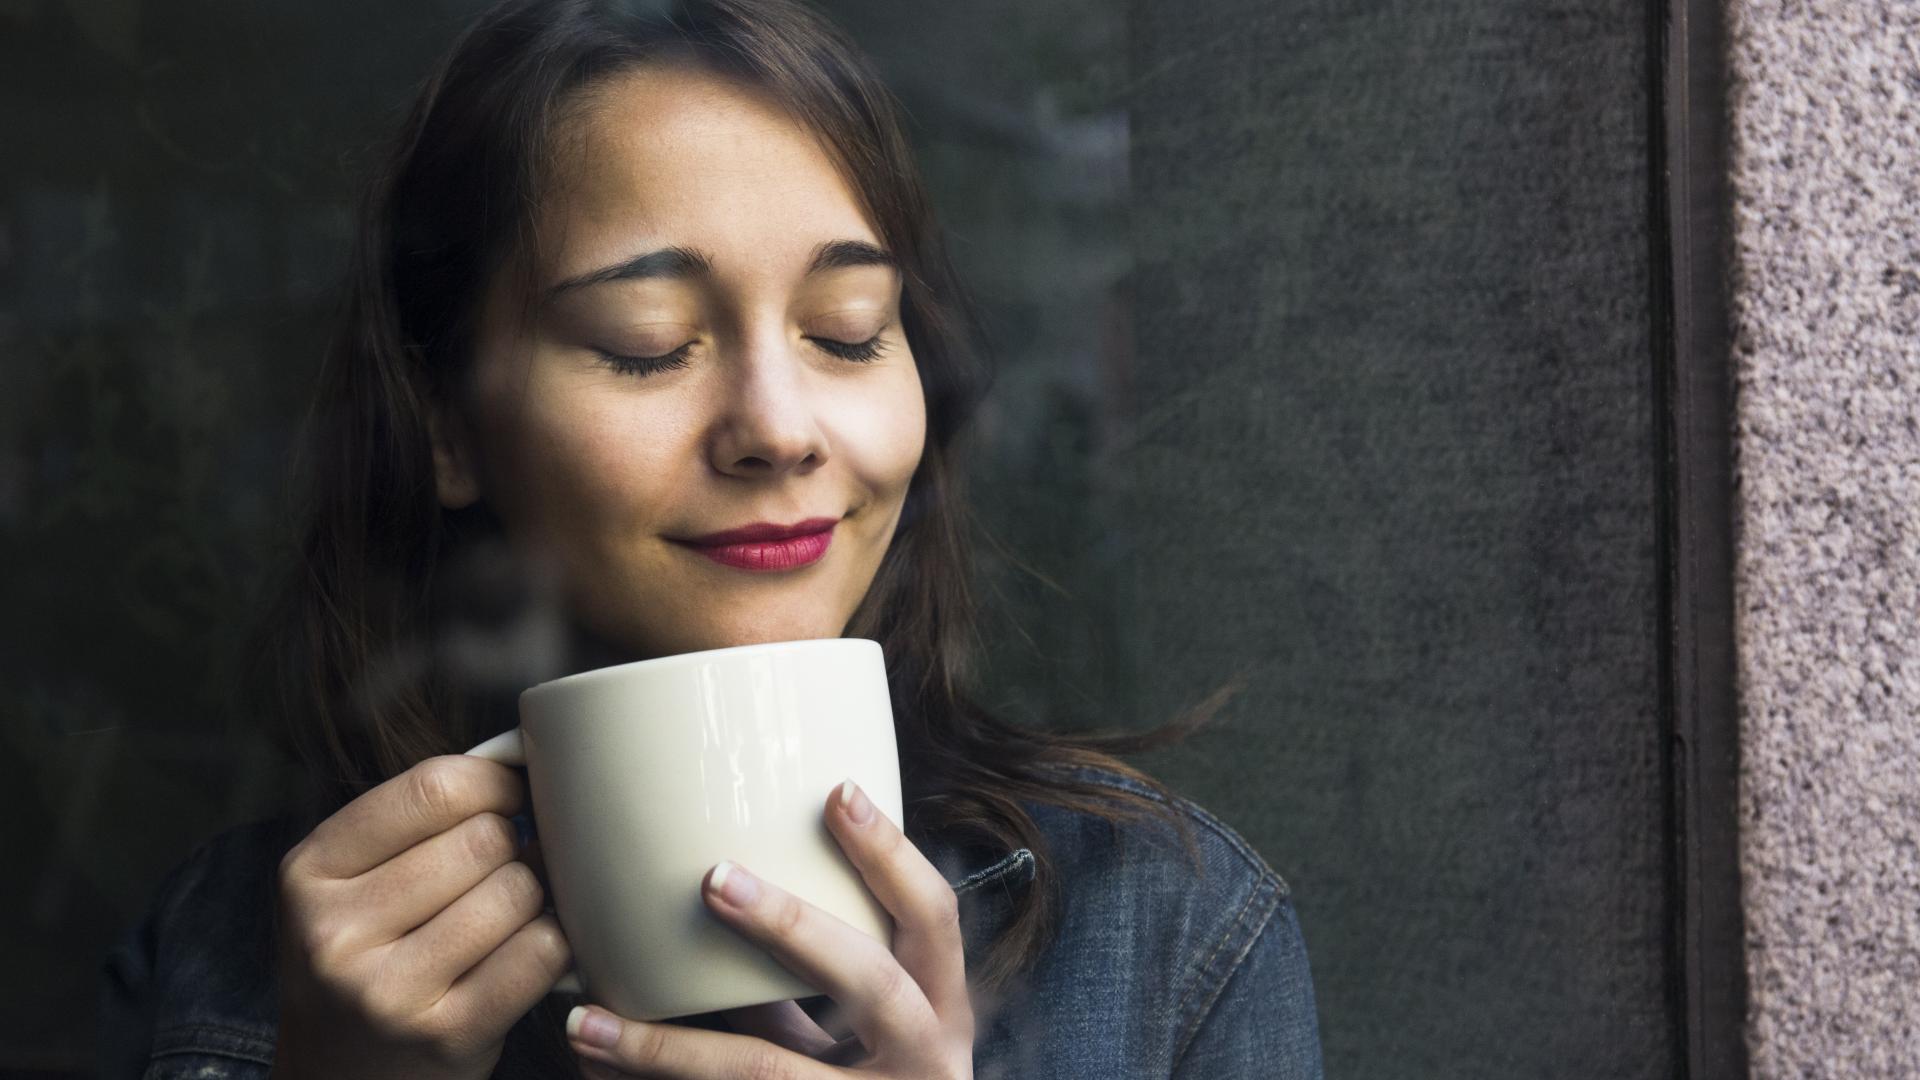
[594,332,890,378]
[810,334,888,362]
[594,343,696,377]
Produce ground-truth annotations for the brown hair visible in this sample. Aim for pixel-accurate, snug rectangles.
[258,0,1232,1008]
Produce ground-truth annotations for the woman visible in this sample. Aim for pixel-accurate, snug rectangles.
[100,1,1325,1076]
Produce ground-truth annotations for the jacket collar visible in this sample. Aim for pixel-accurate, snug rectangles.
[919,834,1037,968]
[916,825,1037,895]
[944,845,1036,897]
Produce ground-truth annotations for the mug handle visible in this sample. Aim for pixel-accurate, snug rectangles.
[464,728,584,995]
[466,728,526,766]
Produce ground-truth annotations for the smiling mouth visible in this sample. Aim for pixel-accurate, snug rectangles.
[671,519,838,572]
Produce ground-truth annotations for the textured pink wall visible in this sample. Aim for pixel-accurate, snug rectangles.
[1729,2,1920,1073]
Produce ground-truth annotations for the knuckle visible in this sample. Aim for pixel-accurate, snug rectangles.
[278,833,338,887]
[463,812,518,868]
[530,915,573,969]
[628,1018,673,1068]
[495,859,544,913]
[868,820,906,857]
[277,840,309,883]
[295,914,351,966]
[766,892,807,937]
[414,998,469,1046]
[925,882,962,934]
[275,868,319,925]
[864,955,910,1006]
[409,757,470,820]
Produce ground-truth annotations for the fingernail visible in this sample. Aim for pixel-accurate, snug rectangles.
[567,1005,620,1049]
[841,779,875,825]
[710,860,759,906]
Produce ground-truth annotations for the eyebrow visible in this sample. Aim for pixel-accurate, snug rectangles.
[543,239,897,299]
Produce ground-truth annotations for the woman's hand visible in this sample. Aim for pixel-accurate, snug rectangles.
[271,754,574,1080]
[564,779,974,1079]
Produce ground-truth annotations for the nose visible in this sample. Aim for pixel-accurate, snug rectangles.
[706,330,829,479]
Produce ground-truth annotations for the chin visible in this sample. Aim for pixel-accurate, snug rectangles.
[702,620,848,649]
[595,615,850,663]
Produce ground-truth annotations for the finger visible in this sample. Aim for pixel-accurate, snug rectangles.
[393,859,547,996]
[576,1061,631,1080]
[291,756,526,879]
[702,860,942,1056]
[348,811,522,943]
[826,779,971,1023]
[568,1004,839,1080]
[719,1000,836,1057]
[436,912,572,1043]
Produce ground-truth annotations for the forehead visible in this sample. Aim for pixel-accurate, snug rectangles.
[537,63,880,282]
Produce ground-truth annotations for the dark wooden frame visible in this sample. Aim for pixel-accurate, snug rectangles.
[1648,0,1746,1074]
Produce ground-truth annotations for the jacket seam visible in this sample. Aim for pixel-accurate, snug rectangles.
[948,847,1034,895]
[148,1020,277,1065]
[1168,872,1283,1071]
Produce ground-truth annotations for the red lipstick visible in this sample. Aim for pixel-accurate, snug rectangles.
[675,517,839,571]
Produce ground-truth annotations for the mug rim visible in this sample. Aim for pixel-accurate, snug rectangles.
[519,636,878,698]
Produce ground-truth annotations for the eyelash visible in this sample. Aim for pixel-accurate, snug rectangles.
[596,333,889,377]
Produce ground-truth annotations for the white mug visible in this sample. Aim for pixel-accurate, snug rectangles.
[466,637,903,1021]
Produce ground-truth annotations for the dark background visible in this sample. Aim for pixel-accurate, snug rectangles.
[1123,1,1671,1071]
[2,0,1672,1075]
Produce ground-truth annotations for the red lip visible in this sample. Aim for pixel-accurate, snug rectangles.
[680,517,842,546]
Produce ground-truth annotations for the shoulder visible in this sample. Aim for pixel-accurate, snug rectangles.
[100,818,294,1078]
[1026,761,1293,903]
[972,762,1311,1076]
[142,816,292,958]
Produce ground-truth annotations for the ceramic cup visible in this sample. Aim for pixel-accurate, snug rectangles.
[465,637,902,1021]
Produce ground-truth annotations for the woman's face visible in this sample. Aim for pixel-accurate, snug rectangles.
[435,63,928,663]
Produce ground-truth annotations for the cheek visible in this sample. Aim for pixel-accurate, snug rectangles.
[478,375,681,539]
[859,366,928,489]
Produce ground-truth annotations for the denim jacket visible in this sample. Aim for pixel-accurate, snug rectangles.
[99,765,1324,1078]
